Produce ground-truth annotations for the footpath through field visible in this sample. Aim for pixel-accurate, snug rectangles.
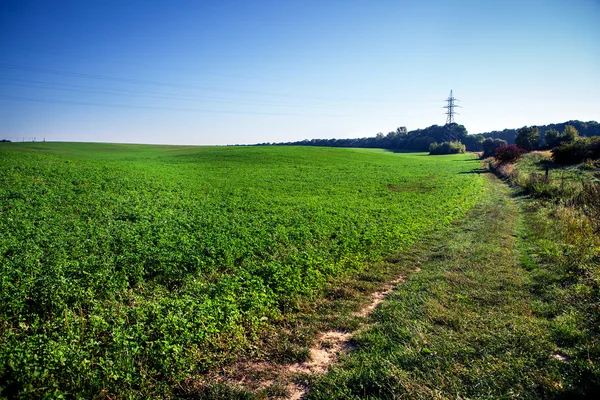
[298,174,586,399]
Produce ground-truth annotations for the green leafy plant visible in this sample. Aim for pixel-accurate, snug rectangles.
[0,143,485,398]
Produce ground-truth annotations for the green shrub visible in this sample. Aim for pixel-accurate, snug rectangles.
[429,141,466,155]
[481,138,507,158]
[552,136,600,164]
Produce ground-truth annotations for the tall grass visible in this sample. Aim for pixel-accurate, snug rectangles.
[489,151,600,393]
[490,152,600,207]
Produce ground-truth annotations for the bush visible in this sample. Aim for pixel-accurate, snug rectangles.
[551,136,600,164]
[429,141,466,155]
[462,134,485,152]
[493,144,525,164]
[481,138,507,158]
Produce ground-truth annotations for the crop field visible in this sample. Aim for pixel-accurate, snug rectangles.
[0,143,484,398]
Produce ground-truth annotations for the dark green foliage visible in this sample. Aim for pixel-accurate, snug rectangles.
[481,137,507,158]
[552,136,600,164]
[479,120,599,144]
[428,141,466,155]
[544,129,562,148]
[544,125,580,149]
[493,144,525,164]
[264,123,468,152]
[480,128,519,144]
[515,126,540,151]
[462,133,485,151]
[262,120,598,153]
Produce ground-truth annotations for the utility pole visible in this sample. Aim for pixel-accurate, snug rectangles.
[443,90,460,141]
[443,90,459,125]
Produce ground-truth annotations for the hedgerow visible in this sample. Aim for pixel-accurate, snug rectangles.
[551,136,600,164]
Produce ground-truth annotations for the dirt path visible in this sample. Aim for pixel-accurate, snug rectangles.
[284,275,411,399]
[265,272,419,399]
[195,271,418,399]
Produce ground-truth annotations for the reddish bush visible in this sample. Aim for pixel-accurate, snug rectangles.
[494,144,525,164]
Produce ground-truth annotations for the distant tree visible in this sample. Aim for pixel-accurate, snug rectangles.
[413,135,437,151]
[462,134,485,152]
[481,138,507,158]
[481,129,518,144]
[543,129,562,148]
[475,120,599,147]
[515,126,540,151]
[261,120,599,152]
[446,123,468,142]
[562,125,579,143]
[542,125,579,149]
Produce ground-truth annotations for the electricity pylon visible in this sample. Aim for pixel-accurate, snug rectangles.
[443,90,460,125]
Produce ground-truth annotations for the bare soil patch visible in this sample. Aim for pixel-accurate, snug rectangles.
[260,269,419,399]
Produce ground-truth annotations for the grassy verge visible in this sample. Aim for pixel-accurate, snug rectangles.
[308,173,599,399]
[490,152,600,391]
[490,152,600,230]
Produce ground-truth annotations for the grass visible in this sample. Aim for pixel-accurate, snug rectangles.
[0,143,484,399]
[308,173,599,399]
[491,151,600,235]
[509,153,600,396]
[492,151,600,198]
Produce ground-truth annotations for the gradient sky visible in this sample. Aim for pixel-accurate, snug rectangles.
[1,0,599,145]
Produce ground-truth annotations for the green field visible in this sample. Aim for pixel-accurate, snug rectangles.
[304,156,600,399]
[0,143,484,398]
[309,176,566,399]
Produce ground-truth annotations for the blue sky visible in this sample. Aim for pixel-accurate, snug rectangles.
[1,0,598,145]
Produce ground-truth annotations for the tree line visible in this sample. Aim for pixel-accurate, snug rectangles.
[256,120,600,153]
[257,124,469,151]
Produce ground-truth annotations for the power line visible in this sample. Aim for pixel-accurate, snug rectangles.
[0,77,420,111]
[0,62,439,106]
[0,94,358,117]
[0,81,314,107]
[14,48,285,83]
[0,77,333,106]
[0,62,374,103]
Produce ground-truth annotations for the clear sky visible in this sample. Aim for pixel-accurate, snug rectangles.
[1,0,599,145]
